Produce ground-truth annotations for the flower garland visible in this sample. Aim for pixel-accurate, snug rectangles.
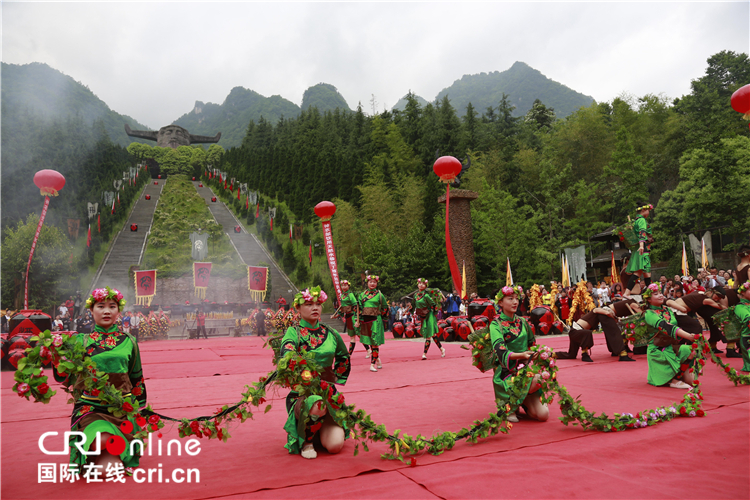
[14,327,746,463]
[566,280,595,325]
[86,286,127,311]
[700,338,750,385]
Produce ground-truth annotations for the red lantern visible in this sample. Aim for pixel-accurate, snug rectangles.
[158,175,162,179]
[130,224,138,232]
[145,195,151,200]
[199,184,203,187]
[154,181,158,185]
[730,84,750,116]
[234,226,241,233]
[432,156,462,183]
[33,170,66,197]
[211,197,217,202]
[192,177,196,181]
[314,201,336,221]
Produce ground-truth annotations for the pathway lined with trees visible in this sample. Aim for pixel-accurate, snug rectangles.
[192,180,296,304]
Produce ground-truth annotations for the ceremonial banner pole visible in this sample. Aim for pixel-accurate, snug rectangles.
[314,201,343,302]
[25,170,65,309]
[433,157,464,294]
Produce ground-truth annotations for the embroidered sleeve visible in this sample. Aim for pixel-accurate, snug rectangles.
[635,217,648,243]
[280,326,299,354]
[644,310,678,338]
[128,337,147,407]
[490,320,517,372]
[331,328,351,385]
[523,318,536,349]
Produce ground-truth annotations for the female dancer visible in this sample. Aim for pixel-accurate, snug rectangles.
[281,286,351,459]
[53,287,146,471]
[721,245,750,355]
[358,274,389,372]
[624,204,654,296]
[733,281,750,372]
[641,284,696,389]
[490,285,549,423]
[414,278,446,359]
[335,280,369,357]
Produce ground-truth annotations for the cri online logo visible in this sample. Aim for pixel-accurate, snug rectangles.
[38,430,201,457]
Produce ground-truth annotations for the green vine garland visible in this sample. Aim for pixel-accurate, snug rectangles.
[12,329,746,464]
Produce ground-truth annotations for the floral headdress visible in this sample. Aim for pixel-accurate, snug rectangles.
[495,285,523,302]
[293,286,328,307]
[637,203,654,212]
[641,283,660,299]
[417,278,428,285]
[85,286,126,311]
[340,280,350,287]
[738,281,750,294]
[366,274,380,283]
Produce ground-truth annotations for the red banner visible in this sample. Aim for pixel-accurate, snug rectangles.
[86,224,91,248]
[193,262,212,299]
[97,214,101,233]
[321,220,342,302]
[134,269,157,306]
[256,203,259,218]
[247,266,268,302]
[444,185,462,295]
[24,196,50,308]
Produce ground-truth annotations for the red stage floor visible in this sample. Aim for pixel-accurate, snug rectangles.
[2,332,749,499]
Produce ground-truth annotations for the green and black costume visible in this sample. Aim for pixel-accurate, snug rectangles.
[643,305,693,386]
[53,325,146,468]
[489,312,540,406]
[625,214,653,291]
[415,289,443,356]
[339,290,366,355]
[280,319,351,454]
[358,288,388,365]
[734,298,750,372]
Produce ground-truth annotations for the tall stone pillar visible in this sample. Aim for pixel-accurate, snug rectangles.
[438,189,478,297]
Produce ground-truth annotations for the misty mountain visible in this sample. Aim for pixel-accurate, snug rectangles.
[434,61,595,118]
[301,83,352,113]
[1,62,150,147]
[392,93,430,111]
[172,87,301,149]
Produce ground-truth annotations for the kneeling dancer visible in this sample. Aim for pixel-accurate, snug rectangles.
[414,278,445,359]
[491,285,549,423]
[733,281,750,372]
[556,305,636,362]
[53,287,146,472]
[358,274,388,372]
[642,284,697,389]
[281,286,351,459]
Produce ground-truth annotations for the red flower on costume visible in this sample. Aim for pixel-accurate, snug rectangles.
[122,402,134,412]
[132,386,142,396]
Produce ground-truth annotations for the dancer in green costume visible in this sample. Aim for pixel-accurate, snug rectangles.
[53,287,146,471]
[734,281,750,372]
[333,280,370,357]
[358,274,388,372]
[414,278,446,360]
[641,283,697,389]
[280,286,351,459]
[625,203,654,296]
[490,285,549,424]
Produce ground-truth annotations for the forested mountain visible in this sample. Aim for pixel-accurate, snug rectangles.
[392,93,429,111]
[219,51,749,298]
[301,83,352,113]
[435,61,595,118]
[172,87,301,148]
[1,62,150,147]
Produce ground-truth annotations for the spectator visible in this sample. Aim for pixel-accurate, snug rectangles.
[74,291,83,319]
[459,299,467,316]
[196,308,208,339]
[53,315,64,331]
[121,310,131,335]
[275,295,287,311]
[692,278,705,293]
[58,302,68,319]
[658,275,668,294]
[541,286,552,306]
[611,282,624,300]
[254,308,266,336]
[130,311,140,340]
[446,291,461,316]
[65,296,75,319]
[598,282,611,305]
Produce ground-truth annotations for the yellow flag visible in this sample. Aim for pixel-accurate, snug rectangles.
[682,241,689,277]
[701,238,709,269]
[461,261,467,299]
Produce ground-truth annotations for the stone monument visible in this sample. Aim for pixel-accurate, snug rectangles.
[125,124,221,149]
[438,189,479,297]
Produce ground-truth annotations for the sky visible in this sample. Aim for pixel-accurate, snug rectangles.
[3,1,749,129]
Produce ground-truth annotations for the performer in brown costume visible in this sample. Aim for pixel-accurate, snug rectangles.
[668,288,729,354]
[556,304,636,362]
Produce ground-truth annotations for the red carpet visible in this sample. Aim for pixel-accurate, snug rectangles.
[2,332,748,499]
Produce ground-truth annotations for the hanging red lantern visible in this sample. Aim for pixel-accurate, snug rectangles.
[198,183,203,188]
[211,197,217,202]
[33,170,66,196]
[314,201,336,221]
[154,181,158,185]
[145,195,151,200]
[192,177,196,181]
[730,84,750,117]
[130,224,138,232]
[432,156,462,183]
[158,175,162,179]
